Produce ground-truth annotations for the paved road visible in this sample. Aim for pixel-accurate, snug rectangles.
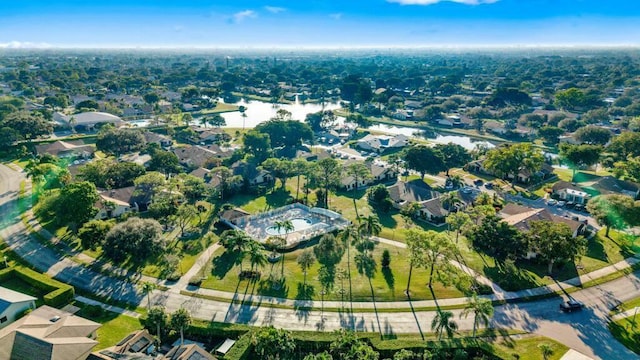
[0,164,638,359]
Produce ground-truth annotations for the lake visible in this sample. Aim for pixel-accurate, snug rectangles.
[218,98,341,129]
[369,123,496,151]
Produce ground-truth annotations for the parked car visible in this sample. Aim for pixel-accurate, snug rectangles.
[484,182,494,189]
[461,186,473,194]
[560,299,583,312]
[473,179,484,186]
[546,199,558,206]
[574,204,585,211]
[557,201,567,207]
[571,216,580,221]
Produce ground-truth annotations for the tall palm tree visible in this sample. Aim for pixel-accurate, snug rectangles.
[441,192,463,215]
[293,159,308,202]
[147,306,167,345]
[460,293,494,338]
[170,308,192,345]
[431,310,458,341]
[247,241,268,275]
[339,227,357,317]
[297,250,316,285]
[346,162,371,220]
[358,215,382,240]
[140,282,156,310]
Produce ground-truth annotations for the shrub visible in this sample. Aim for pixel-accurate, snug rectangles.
[188,276,203,287]
[9,268,74,308]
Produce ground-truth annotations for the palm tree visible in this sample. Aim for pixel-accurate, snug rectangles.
[140,282,156,310]
[441,192,463,215]
[199,116,209,128]
[247,241,268,275]
[449,174,463,189]
[445,211,472,243]
[293,159,308,202]
[346,162,371,220]
[170,308,192,345]
[297,250,316,285]
[147,306,167,345]
[538,343,554,360]
[358,215,382,240]
[339,227,357,316]
[431,310,458,341]
[460,293,494,338]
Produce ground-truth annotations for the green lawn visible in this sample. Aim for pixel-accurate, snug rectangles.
[610,316,640,355]
[202,242,474,302]
[0,276,47,306]
[75,304,143,350]
[489,335,569,360]
[457,228,636,291]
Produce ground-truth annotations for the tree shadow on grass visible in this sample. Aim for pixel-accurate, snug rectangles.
[295,282,316,300]
[211,250,238,279]
[381,267,395,299]
[586,235,609,263]
[264,189,291,210]
[483,264,540,292]
[256,276,289,298]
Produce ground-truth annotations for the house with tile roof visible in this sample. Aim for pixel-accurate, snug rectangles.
[35,140,95,158]
[0,305,101,360]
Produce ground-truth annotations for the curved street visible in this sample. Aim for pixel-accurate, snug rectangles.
[0,164,638,360]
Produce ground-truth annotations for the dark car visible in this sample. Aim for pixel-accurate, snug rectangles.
[560,299,583,312]
[484,182,493,189]
[473,179,484,186]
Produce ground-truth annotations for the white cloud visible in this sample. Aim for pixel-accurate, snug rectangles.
[0,41,53,49]
[329,13,343,20]
[388,0,499,5]
[233,10,257,23]
[264,6,286,14]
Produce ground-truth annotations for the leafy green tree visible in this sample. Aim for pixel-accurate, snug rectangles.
[252,326,296,360]
[538,126,565,145]
[143,92,160,105]
[292,158,308,201]
[2,111,52,139]
[431,310,458,341]
[435,143,472,176]
[103,217,165,263]
[314,233,345,267]
[487,88,532,107]
[460,293,494,338]
[310,158,341,209]
[587,194,639,237]
[78,219,114,251]
[405,230,427,296]
[96,128,146,155]
[255,120,314,149]
[555,88,586,110]
[483,143,544,186]
[574,126,611,145]
[55,181,99,228]
[79,159,146,189]
[446,211,472,243]
[242,130,272,163]
[170,308,192,345]
[175,204,198,237]
[608,132,640,160]
[559,143,603,181]
[529,220,586,274]
[467,215,526,264]
[148,149,181,174]
[261,158,294,189]
[538,343,554,360]
[303,351,333,360]
[403,145,445,180]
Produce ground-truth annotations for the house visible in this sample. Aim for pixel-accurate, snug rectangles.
[119,152,152,167]
[552,181,590,204]
[418,197,447,224]
[53,111,123,130]
[165,344,214,360]
[192,127,230,144]
[89,330,156,359]
[231,161,273,186]
[219,207,251,227]
[95,187,137,219]
[356,134,409,153]
[500,203,586,239]
[35,140,95,159]
[0,305,101,360]
[341,161,397,191]
[0,287,36,329]
[583,176,640,199]
[144,132,173,148]
[173,145,233,169]
[386,180,438,209]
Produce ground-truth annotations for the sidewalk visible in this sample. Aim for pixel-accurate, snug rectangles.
[75,295,141,318]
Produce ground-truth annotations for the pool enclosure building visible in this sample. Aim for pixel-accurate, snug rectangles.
[220,203,351,249]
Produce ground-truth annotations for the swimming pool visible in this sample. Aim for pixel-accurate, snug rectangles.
[265,218,313,236]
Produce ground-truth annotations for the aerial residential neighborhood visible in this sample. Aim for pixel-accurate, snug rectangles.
[1,1,640,360]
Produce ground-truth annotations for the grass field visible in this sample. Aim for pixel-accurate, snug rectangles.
[489,335,569,360]
[202,241,474,302]
[609,316,640,355]
[75,305,143,350]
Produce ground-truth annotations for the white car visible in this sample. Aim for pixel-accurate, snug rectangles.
[461,186,472,194]
[557,201,567,207]
[546,199,557,206]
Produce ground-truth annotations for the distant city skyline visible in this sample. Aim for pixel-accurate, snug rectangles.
[2,0,640,48]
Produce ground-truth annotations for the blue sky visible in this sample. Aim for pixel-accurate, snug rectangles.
[1,0,639,48]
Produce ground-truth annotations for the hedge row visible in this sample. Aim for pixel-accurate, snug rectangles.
[4,267,75,308]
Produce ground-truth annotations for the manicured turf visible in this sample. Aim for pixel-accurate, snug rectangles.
[76,305,143,351]
[609,316,640,355]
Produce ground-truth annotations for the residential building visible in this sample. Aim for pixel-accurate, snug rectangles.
[144,132,173,148]
[0,305,101,360]
[386,180,438,209]
[173,145,233,169]
[35,140,95,159]
[89,330,156,359]
[341,161,397,191]
[231,161,273,186]
[53,111,123,130]
[0,287,36,329]
[583,176,640,199]
[164,344,214,360]
[500,203,586,238]
[355,134,409,153]
[551,181,590,204]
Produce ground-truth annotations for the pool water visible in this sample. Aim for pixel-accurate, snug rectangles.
[265,218,313,235]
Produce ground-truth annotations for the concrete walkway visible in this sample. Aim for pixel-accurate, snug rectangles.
[169,243,221,293]
[75,295,141,318]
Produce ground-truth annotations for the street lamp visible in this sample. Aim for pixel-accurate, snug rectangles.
[3,256,8,268]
